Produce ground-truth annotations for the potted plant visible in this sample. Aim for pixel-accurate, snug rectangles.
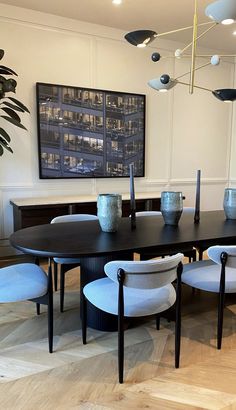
[0,49,29,156]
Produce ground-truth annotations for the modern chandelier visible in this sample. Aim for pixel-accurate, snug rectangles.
[124,0,236,102]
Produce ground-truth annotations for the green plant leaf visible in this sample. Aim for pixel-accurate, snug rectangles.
[0,137,13,153]
[0,50,4,61]
[0,127,11,142]
[0,69,13,75]
[8,97,30,113]
[1,115,27,130]
[0,65,17,76]
[2,101,24,112]
[1,107,20,122]
[2,79,17,93]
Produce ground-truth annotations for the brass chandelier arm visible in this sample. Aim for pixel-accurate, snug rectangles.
[156,21,216,38]
[175,62,212,80]
[190,0,198,94]
[158,53,236,60]
[188,54,236,58]
[180,23,217,54]
[177,80,213,93]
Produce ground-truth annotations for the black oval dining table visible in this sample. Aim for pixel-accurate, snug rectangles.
[10,210,236,330]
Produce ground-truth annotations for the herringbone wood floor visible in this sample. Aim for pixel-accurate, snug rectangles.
[1,262,236,409]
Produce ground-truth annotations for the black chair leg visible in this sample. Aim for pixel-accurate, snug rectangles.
[217,290,225,350]
[35,258,41,314]
[175,262,182,368]
[60,265,65,313]
[54,261,58,291]
[34,257,40,266]
[82,293,87,345]
[156,314,160,330]
[48,260,53,353]
[217,251,227,350]
[175,304,181,368]
[198,250,203,261]
[36,303,40,315]
[118,313,124,384]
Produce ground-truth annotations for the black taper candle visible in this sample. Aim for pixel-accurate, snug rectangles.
[129,164,136,229]
[194,169,201,224]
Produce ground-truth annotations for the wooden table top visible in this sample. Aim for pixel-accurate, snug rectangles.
[10,211,236,259]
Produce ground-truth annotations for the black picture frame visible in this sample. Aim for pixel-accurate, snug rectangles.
[36,82,146,179]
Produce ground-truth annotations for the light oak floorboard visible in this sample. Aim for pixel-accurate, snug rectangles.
[0,264,236,409]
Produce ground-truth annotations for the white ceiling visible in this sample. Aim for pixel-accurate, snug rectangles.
[1,0,236,53]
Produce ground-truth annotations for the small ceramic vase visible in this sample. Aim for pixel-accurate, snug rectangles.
[223,188,236,219]
[97,194,122,232]
[161,191,183,226]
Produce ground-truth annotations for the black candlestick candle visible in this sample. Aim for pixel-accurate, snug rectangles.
[194,169,201,224]
[129,164,136,229]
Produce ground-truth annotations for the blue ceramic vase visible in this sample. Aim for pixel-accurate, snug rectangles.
[224,188,236,219]
[97,194,122,232]
[161,191,183,226]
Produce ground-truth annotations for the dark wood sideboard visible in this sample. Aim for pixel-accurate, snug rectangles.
[10,192,161,231]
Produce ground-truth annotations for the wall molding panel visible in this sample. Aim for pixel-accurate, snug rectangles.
[0,3,234,238]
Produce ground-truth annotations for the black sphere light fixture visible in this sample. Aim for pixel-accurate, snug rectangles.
[151,52,161,62]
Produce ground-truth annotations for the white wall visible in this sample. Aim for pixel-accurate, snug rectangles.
[0,3,234,237]
[229,59,236,186]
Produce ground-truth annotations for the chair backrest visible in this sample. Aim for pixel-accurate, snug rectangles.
[51,214,98,224]
[208,245,236,268]
[135,208,194,218]
[104,253,183,289]
[135,211,161,217]
[182,207,195,214]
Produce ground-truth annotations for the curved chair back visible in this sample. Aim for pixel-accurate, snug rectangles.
[136,211,161,217]
[51,214,98,224]
[208,245,236,268]
[104,253,183,289]
[136,208,194,218]
[182,207,195,214]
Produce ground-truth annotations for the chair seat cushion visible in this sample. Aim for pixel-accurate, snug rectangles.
[53,257,81,264]
[0,263,48,303]
[83,278,176,317]
[182,259,236,293]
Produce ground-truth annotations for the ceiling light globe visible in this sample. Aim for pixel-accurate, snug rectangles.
[124,30,157,47]
[211,55,220,65]
[148,77,177,92]
[175,49,182,58]
[205,0,236,24]
[222,18,234,24]
[212,88,236,102]
[151,52,161,62]
[112,0,122,4]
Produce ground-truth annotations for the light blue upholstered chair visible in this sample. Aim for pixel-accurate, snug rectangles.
[82,253,183,383]
[182,245,236,349]
[51,214,98,312]
[135,209,197,262]
[0,263,53,352]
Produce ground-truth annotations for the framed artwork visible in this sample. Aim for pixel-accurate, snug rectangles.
[36,82,145,178]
